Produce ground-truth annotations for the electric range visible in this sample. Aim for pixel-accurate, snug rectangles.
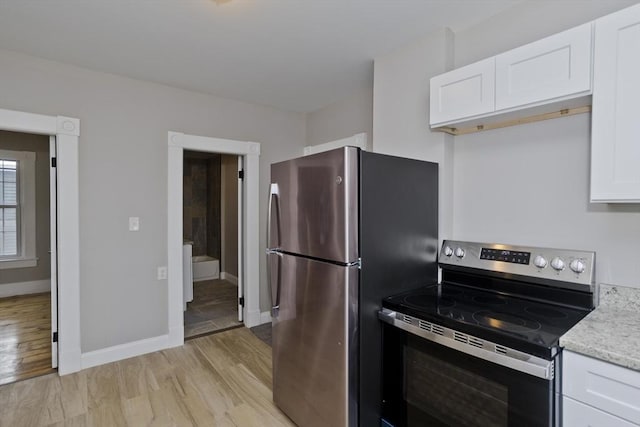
[379,240,596,427]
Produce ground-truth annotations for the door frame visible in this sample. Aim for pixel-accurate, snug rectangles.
[49,136,58,368]
[0,107,82,375]
[167,131,260,346]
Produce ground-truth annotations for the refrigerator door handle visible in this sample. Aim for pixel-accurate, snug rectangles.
[267,183,282,316]
[267,251,283,317]
[267,183,280,249]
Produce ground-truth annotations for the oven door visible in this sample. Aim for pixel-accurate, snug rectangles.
[380,317,559,427]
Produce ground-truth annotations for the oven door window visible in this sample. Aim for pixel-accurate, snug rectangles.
[382,325,556,427]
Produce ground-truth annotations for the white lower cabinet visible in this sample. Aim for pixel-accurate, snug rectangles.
[563,351,640,426]
[564,397,637,427]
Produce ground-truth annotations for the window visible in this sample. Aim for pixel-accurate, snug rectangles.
[0,158,18,256]
[0,150,36,269]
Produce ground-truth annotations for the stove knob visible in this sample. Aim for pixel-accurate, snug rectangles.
[569,259,586,274]
[533,255,548,269]
[454,247,465,258]
[443,246,453,257]
[550,257,565,271]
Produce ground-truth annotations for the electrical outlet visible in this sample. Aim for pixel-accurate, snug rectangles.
[129,217,140,231]
[157,266,167,280]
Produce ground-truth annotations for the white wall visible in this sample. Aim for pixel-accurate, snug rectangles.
[373,28,455,242]
[453,0,640,288]
[0,48,305,352]
[305,87,373,147]
[455,0,639,67]
[372,1,640,288]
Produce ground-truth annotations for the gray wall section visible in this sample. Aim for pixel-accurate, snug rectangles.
[305,86,373,147]
[0,48,305,352]
[373,28,455,244]
[0,130,51,286]
[221,154,238,277]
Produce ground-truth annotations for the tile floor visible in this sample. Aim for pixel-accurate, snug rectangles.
[184,279,241,339]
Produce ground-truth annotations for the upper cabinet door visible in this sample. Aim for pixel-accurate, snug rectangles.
[495,23,593,111]
[591,4,640,202]
[429,57,495,126]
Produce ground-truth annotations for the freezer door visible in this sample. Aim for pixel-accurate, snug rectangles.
[269,146,358,263]
[271,253,359,427]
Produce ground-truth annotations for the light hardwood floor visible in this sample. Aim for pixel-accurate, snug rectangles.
[0,293,55,386]
[0,327,295,427]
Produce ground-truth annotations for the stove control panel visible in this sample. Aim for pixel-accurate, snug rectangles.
[480,247,530,264]
[439,240,596,290]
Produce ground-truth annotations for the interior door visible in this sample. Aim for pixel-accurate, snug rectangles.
[49,136,58,368]
[237,156,244,322]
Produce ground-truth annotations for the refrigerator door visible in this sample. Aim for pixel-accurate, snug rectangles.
[269,147,358,263]
[271,253,359,427]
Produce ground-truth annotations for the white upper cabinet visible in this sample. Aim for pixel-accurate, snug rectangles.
[591,3,640,202]
[429,58,495,126]
[495,23,593,111]
[429,23,593,129]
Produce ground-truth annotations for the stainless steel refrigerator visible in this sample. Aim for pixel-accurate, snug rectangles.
[267,147,438,427]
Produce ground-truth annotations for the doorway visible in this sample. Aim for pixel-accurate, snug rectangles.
[167,131,261,347]
[0,130,55,385]
[182,151,241,338]
[0,109,80,376]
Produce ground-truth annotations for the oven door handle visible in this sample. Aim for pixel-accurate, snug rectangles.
[379,309,555,381]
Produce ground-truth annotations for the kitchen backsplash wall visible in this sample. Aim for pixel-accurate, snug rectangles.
[451,0,640,289]
[453,114,640,288]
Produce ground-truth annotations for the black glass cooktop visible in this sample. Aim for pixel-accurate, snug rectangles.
[382,283,592,359]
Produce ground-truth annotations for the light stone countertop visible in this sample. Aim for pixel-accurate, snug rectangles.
[560,284,640,371]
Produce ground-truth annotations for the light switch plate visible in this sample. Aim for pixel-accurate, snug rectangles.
[129,217,140,231]
[157,266,167,280]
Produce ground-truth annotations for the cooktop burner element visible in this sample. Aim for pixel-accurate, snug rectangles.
[472,310,541,333]
[382,240,596,359]
[525,306,570,319]
[473,295,507,305]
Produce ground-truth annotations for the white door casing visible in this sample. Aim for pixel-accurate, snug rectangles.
[49,136,58,368]
[0,108,81,375]
[167,131,260,346]
[237,155,244,322]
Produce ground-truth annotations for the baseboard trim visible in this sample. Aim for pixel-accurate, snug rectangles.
[0,279,50,298]
[193,274,220,282]
[58,347,82,375]
[221,272,238,286]
[81,333,179,370]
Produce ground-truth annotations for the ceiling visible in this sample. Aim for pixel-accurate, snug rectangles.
[0,0,522,113]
